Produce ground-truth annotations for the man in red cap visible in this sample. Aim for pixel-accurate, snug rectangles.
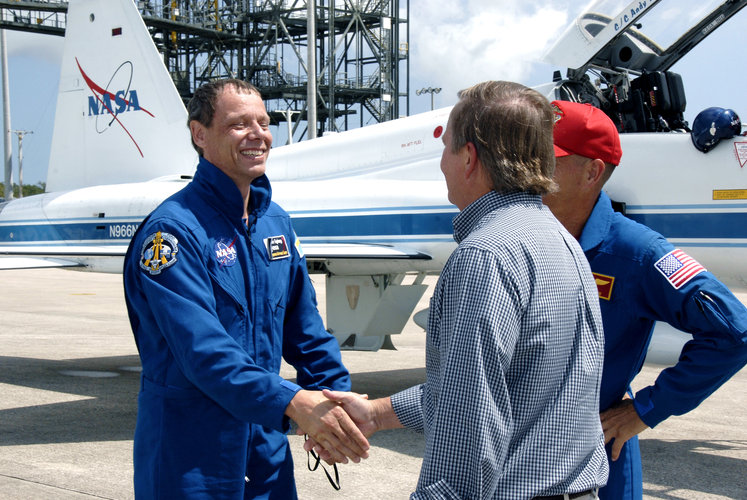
[544,100,747,500]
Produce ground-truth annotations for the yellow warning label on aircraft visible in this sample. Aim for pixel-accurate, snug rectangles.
[713,189,747,200]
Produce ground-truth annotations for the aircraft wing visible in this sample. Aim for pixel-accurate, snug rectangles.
[0,242,435,272]
[0,256,83,270]
[302,243,432,260]
[0,246,129,272]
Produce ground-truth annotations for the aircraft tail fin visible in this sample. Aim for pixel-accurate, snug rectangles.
[46,0,197,192]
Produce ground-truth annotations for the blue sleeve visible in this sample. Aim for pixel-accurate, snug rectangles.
[125,219,300,432]
[281,229,351,392]
[632,241,747,428]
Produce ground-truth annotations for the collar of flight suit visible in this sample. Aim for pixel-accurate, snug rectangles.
[192,156,273,229]
[578,191,614,253]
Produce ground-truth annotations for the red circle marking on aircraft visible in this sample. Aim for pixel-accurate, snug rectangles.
[434,126,443,138]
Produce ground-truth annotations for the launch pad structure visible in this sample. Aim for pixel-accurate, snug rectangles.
[0,0,410,142]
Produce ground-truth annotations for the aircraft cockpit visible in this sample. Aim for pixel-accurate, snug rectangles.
[542,0,746,135]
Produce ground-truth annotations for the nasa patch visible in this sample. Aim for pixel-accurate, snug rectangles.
[139,231,178,275]
[214,237,238,267]
[265,235,290,260]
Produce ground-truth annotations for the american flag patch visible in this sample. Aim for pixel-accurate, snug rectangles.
[654,249,706,289]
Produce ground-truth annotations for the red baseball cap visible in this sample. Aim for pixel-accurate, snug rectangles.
[552,100,622,166]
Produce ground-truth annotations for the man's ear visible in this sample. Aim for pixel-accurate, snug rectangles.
[190,121,206,150]
[586,158,607,186]
[463,141,480,180]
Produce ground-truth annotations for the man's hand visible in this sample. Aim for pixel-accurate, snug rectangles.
[322,390,381,436]
[600,399,649,460]
[300,390,402,463]
[285,390,369,464]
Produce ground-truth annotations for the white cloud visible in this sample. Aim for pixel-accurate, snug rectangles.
[408,1,578,104]
[6,30,63,65]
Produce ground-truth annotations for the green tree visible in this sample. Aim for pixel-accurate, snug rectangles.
[0,182,45,200]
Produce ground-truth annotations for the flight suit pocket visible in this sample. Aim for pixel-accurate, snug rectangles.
[262,262,289,366]
[210,274,250,352]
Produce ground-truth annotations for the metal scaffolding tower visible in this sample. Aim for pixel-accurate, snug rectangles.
[0,0,410,142]
[0,1,67,36]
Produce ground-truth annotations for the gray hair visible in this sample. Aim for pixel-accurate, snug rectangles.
[448,80,556,195]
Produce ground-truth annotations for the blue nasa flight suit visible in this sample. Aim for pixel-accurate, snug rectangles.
[581,192,747,500]
[123,158,351,499]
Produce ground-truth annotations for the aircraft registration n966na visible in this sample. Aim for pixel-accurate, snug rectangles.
[0,0,746,355]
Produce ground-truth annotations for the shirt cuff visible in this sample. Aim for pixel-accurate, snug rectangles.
[411,479,461,500]
[277,378,303,433]
[633,386,665,428]
[391,384,424,432]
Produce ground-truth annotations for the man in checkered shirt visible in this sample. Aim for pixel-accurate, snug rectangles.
[310,81,609,499]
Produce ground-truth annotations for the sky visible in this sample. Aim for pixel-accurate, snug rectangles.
[2,0,746,186]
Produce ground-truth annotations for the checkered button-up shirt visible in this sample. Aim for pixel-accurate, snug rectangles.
[392,191,608,499]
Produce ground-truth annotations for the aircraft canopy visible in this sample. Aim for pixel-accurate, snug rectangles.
[543,0,745,73]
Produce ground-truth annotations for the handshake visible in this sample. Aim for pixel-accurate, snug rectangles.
[285,389,399,464]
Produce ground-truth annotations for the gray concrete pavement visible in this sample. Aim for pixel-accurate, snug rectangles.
[0,268,745,499]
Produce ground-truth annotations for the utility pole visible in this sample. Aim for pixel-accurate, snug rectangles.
[11,129,32,198]
[1,30,12,200]
[284,109,300,145]
[306,0,317,139]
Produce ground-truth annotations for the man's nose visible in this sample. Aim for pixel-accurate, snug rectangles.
[244,121,263,137]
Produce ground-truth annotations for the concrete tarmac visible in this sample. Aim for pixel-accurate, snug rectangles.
[0,268,745,499]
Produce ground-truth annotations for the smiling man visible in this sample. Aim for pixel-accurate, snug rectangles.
[123,79,368,499]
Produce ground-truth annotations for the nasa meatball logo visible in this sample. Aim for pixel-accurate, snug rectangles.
[214,238,238,267]
[76,57,155,157]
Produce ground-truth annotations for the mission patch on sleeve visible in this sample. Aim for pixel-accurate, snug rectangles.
[139,231,179,275]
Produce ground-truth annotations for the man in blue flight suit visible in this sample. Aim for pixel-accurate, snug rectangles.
[123,79,368,499]
[543,100,747,500]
